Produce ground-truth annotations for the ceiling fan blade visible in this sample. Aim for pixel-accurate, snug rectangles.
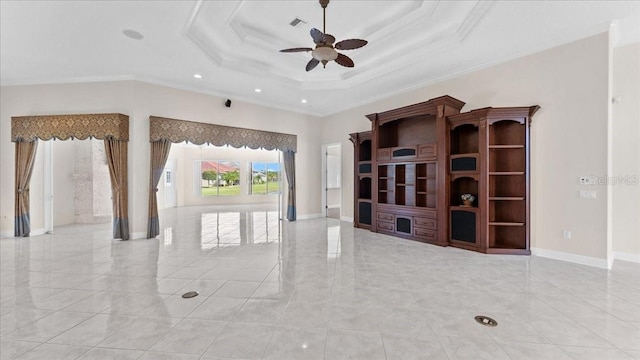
[335,53,354,68]
[310,28,324,44]
[306,58,320,71]
[322,34,336,45]
[280,47,313,53]
[335,39,368,50]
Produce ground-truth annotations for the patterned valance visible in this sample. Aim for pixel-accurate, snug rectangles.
[149,116,297,152]
[11,113,129,142]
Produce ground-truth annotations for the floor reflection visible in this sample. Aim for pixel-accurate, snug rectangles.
[158,204,281,251]
[4,204,639,359]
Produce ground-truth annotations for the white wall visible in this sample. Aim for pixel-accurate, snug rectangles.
[0,80,322,238]
[321,33,614,265]
[612,42,640,262]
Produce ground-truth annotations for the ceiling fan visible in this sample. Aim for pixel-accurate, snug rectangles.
[280,0,368,71]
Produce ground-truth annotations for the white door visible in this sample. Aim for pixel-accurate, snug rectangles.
[164,159,177,208]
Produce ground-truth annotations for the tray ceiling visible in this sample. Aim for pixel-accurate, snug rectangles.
[1,1,639,116]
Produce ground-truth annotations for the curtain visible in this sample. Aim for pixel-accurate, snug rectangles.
[14,139,38,237]
[147,139,172,238]
[283,150,296,221]
[104,138,129,240]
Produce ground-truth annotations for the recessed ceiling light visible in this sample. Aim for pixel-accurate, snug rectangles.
[301,99,307,103]
[193,74,202,79]
[254,88,262,93]
[122,29,144,40]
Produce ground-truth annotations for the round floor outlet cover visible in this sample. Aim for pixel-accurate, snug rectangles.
[182,291,199,299]
[474,315,497,327]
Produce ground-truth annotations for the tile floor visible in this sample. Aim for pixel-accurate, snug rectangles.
[1,204,640,359]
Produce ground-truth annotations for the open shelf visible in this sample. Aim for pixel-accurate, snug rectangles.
[378,115,437,149]
[489,148,525,173]
[450,123,479,155]
[490,197,525,201]
[416,162,436,208]
[359,178,372,200]
[489,200,525,222]
[489,225,527,250]
[489,120,525,146]
[359,139,372,161]
[450,176,478,208]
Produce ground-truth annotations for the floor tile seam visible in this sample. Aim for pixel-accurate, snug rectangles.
[529,315,619,349]
[257,320,282,360]
[474,334,524,359]
[2,309,94,342]
[380,332,451,359]
[572,342,635,359]
[563,314,636,349]
[184,292,249,321]
[145,317,224,357]
[93,318,181,353]
[436,335,508,360]
[24,341,93,360]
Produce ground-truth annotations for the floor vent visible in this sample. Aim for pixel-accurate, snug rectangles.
[182,291,199,299]
[474,315,497,327]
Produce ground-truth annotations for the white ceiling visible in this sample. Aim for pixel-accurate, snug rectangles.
[1,0,639,117]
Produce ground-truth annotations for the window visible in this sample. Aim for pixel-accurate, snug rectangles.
[199,160,241,196]
[249,162,281,195]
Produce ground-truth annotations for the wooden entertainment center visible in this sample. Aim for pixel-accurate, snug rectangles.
[349,95,539,255]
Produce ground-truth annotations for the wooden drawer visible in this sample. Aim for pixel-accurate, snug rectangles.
[419,209,437,219]
[377,148,390,161]
[377,212,393,222]
[377,221,394,232]
[414,228,437,240]
[414,217,437,230]
[418,144,437,160]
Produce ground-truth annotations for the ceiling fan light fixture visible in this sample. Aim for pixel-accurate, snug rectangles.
[312,47,338,62]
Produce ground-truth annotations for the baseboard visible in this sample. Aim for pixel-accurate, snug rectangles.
[31,228,46,236]
[297,213,322,220]
[614,251,640,264]
[531,247,610,269]
[130,231,147,240]
[341,216,354,223]
[0,228,49,238]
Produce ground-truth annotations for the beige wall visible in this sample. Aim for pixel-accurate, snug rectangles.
[0,81,321,237]
[321,33,614,264]
[612,42,640,260]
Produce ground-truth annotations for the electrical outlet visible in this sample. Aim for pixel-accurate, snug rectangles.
[563,230,571,239]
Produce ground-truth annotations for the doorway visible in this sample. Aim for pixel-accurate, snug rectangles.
[43,138,113,233]
[322,143,342,219]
